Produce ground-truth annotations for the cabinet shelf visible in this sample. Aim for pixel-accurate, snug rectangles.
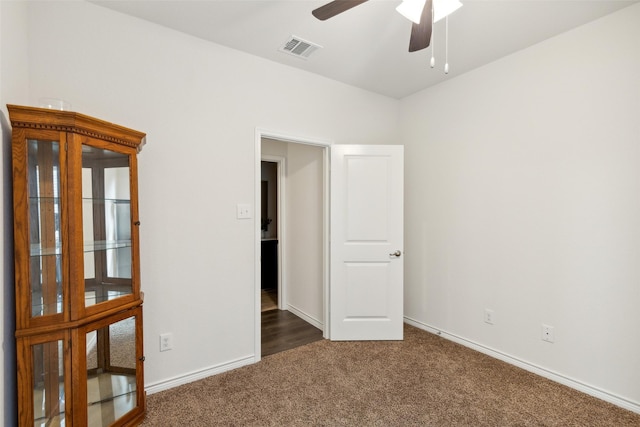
[29,240,132,257]
[29,196,131,204]
[29,244,62,257]
[82,197,131,204]
[85,239,132,253]
[85,290,132,306]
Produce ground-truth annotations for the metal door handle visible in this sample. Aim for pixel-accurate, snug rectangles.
[390,250,402,257]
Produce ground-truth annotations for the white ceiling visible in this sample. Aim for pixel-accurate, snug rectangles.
[92,0,639,99]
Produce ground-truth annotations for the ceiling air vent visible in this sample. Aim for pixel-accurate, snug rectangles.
[279,36,322,60]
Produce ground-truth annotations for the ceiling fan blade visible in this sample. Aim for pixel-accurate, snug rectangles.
[312,0,369,21]
[409,0,433,52]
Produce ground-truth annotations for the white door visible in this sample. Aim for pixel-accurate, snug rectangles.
[330,145,404,341]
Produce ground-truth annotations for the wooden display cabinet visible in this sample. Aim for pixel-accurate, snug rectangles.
[8,105,146,426]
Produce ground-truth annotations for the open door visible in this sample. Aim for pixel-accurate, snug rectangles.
[330,145,404,341]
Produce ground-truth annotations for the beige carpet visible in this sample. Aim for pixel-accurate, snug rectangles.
[142,324,639,426]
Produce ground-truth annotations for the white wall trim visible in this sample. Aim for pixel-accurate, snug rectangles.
[286,304,323,330]
[403,317,640,415]
[321,145,330,340]
[256,128,333,148]
[144,355,255,396]
[254,130,263,362]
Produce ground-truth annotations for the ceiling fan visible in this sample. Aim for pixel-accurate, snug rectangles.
[312,0,462,53]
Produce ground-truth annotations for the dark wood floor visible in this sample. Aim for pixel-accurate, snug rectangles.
[261,309,323,357]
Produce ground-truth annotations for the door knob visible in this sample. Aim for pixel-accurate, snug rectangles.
[389,250,402,257]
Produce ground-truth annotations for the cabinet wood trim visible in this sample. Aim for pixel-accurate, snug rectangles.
[7,104,146,151]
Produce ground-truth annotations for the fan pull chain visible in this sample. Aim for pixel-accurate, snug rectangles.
[444,16,449,74]
[430,5,435,68]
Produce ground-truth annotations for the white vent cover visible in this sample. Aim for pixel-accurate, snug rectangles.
[279,36,322,59]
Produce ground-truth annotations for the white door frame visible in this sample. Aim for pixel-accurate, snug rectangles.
[254,128,332,362]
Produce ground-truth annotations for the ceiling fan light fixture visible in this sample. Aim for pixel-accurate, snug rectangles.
[433,0,463,23]
[396,0,427,24]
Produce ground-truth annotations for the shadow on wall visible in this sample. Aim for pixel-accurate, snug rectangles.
[1,111,17,426]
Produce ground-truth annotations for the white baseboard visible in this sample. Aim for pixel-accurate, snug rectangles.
[144,355,255,395]
[145,317,638,415]
[145,306,322,395]
[403,316,640,415]
[286,303,323,331]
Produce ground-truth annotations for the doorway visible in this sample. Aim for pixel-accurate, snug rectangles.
[256,130,331,360]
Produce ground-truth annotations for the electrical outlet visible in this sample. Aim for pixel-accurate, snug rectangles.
[484,309,494,325]
[541,324,555,343]
[160,333,173,352]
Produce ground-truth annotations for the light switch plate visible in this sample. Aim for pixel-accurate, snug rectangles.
[237,204,252,219]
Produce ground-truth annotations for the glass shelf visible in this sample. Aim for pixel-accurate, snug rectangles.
[85,290,132,306]
[29,197,130,204]
[29,196,61,203]
[29,240,132,257]
[84,240,132,253]
[82,198,131,204]
[30,243,62,257]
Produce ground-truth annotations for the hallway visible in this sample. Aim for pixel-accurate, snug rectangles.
[261,309,323,357]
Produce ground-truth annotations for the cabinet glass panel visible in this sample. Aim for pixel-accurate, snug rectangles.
[82,146,132,308]
[33,340,65,426]
[104,167,132,279]
[27,140,63,318]
[86,316,137,426]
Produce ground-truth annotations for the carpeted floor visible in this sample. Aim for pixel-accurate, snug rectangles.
[142,324,639,426]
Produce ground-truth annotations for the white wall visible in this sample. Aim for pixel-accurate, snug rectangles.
[1,1,29,424]
[15,0,398,394]
[282,142,325,325]
[262,138,325,326]
[401,3,640,410]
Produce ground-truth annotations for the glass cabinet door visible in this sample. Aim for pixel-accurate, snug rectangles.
[32,339,67,426]
[19,331,70,427]
[81,145,134,308]
[82,310,141,426]
[27,139,64,318]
